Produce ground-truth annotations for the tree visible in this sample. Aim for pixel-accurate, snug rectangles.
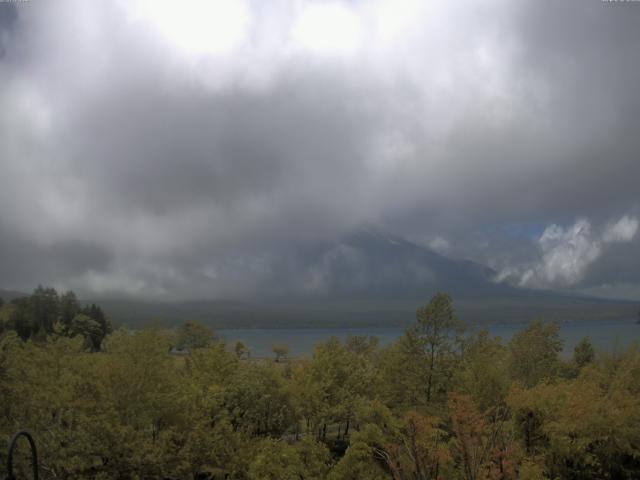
[306,337,369,441]
[452,330,510,412]
[175,320,217,350]
[346,335,379,356]
[295,436,332,479]
[448,393,511,480]
[339,400,452,480]
[81,303,112,349]
[0,302,15,335]
[222,364,296,437]
[189,341,239,389]
[68,313,103,351]
[573,337,595,368]
[413,292,465,402]
[248,437,331,480]
[381,411,452,480]
[290,359,324,439]
[0,287,109,348]
[272,343,290,362]
[329,439,389,480]
[234,339,249,359]
[30,285,60,336]
[509,320,563,388]
[507,374,640,479]
[58,290,80,331]
[377,334,426,408]
[248,439,303,480]
[8,299,34,341]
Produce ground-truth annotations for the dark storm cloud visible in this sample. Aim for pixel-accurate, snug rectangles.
[0,0,639,299]
[0,3,17,58]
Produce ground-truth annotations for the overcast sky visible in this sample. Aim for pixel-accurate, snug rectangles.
[1,0,639,301]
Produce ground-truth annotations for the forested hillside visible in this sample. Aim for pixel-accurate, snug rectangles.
[1,292,639,479]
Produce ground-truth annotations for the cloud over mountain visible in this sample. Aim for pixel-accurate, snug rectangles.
[495,215,639,289]
[0,0,639,300]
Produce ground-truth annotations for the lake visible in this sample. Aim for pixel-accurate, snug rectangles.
[219,318,640,358]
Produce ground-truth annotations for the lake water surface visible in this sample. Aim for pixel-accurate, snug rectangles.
[220,319,640,358]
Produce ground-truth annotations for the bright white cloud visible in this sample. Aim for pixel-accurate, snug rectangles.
[124,0,251,56]
[497,215,639,289]
[292,2,364,56]
[603,215,639,243]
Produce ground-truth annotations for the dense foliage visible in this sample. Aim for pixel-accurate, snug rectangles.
[0,291,639,479]
[0,286,111,350]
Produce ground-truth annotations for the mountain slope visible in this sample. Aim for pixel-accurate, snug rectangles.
[307,228,506,299]
[95,229,638,328]
[0,289,28,302]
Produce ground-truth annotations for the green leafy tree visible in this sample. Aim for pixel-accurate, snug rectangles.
[81,303,112,349]
[30,285,60,336]
[330,441,389,480]
[0,302,16,334]
[377,334,427,408]
[234,339,249,359]
[248,437,331,480]
[290,358,325,438]
[176,320,217,350]
[222,363,296,437]
[8,298,35,341]
[307,337,367,441]
[573,336,595,368]
[58,290,80,331]
[272,343,290,362]
[405,292,465,403]
[509,320,563,388]
[68,313,103,351]
[452,330,510,412]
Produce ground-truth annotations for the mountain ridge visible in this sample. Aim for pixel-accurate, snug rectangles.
[3,229,638,328]
[93,229,638,328]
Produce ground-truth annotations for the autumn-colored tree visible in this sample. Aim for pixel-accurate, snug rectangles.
[377,411,452,480]
[448,393,515,480]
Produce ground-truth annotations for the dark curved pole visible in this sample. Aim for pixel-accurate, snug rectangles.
[6,430,38,480]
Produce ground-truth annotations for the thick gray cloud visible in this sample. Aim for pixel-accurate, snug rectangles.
[0,0,639,300]
[0,4,17,59]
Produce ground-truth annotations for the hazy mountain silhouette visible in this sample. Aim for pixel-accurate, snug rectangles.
[0,289,27,302]
[288,227,505,300]
[95,228,638,328]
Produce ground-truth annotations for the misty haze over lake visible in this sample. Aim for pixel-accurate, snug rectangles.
[221,318,639,358]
